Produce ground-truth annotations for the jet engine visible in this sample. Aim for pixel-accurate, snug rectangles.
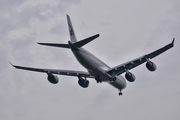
[146,61,156,71]
[47,73,59,84]
[125,72,135,82]
[78,77,89,88]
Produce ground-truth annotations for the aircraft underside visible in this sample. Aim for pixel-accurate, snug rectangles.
[10,14,175,96]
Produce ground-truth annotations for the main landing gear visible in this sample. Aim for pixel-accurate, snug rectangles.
[95,76,117,83]
[95,76,102,83]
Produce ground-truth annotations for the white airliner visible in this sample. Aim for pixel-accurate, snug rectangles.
[10,15,175,96]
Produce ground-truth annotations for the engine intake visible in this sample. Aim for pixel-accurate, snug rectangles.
[47,73,59,84]
[78,77,89,88]
[125,72,135,82]
[146,61,156,71]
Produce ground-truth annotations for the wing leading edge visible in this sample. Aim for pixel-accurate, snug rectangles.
[107,38,175,76]
[9,62,94,78]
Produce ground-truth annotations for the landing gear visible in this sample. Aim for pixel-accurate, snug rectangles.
[95,76,102,83]
[119,92,123,96]
[118,89,123,96]
[109,77,116,82]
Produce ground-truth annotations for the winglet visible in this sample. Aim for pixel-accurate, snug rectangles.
[172,38,175,47]
[8,61,19,69]
[9,61,15,67]
[146,38,175,59]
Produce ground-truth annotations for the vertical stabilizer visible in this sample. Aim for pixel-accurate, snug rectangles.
[66,14,77,43]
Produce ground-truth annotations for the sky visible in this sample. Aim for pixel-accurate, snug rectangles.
[1,0,180,120]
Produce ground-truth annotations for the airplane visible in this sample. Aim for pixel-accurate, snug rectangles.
[10,14,175,96]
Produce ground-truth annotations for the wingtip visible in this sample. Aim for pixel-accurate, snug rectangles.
[37,42,46,45]
[172,38,175,43]
[172,38,175,46]
[8,61,14,67]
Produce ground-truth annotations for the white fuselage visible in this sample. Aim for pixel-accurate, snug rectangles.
[70,46,127,91]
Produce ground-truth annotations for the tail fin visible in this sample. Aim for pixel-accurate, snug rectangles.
[66,14,77,43]
[37,15,100,49]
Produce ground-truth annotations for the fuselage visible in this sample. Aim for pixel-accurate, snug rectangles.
[68,41,127,91]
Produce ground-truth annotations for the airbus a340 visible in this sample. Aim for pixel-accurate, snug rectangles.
[10,15,175,96]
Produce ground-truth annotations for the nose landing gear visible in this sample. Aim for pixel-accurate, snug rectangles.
[118,89,123,96]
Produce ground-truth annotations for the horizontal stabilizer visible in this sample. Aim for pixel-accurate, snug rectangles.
[75,34,99,47]
[37,43,70,48]
[37,34,99,48]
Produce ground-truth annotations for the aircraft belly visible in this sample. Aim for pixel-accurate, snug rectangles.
[109,76,127,90]
[73,51,103,71]
[73,50,126,90]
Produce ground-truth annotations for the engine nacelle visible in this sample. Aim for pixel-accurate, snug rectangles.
[125,72,135,82]
[78,77,89,88]
[47,74,59,84]
[146,61,156,71]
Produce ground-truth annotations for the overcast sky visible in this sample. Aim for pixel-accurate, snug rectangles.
[1,0,180,120]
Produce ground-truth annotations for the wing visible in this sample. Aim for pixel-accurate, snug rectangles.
[9,62,94,78]
[107,38,175,76]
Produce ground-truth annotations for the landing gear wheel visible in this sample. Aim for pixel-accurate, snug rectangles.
[118,89,123,96]
[119,92,123,96]
[95,76,102,83]
[97,79,102,83]
[109,78,113,82]
[113,77,116,81]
